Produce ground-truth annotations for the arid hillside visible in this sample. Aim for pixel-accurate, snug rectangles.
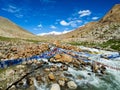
[0,16,36,39]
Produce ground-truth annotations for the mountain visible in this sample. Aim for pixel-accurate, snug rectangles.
[0,16,36,39]
[99,4,120,23]
[59,4,120,43]
[38,30,71,36]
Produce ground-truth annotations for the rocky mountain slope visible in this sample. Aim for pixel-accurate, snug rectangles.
[0,16,36,39]
[59,4,120,43]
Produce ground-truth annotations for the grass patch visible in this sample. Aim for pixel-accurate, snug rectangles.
[25,39,41,43]
[0,36,46,43]
[68,39,120,51]
[100,39,120,51]
[69,41,96,47]
[24,39,48,43]
[0,36,18,41]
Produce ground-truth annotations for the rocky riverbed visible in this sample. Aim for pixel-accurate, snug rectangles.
[0,42,120,90]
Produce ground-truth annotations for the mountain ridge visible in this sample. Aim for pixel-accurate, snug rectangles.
[0,16,36,39]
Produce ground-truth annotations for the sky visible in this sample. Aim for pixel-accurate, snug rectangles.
[0,0,120,35]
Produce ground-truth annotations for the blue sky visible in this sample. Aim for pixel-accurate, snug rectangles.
[0,0,120,35]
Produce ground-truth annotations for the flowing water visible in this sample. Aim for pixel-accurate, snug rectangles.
[2,46,120,90]
[33,47,120,90]
[33,62,120,90]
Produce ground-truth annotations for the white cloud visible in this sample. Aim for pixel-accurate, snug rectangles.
[37,24,43,28]
[69,21,77,27]
[70,20,82,27]
[60,19,82,27]
[2,5,20,13]
[78,10,91,17]
[50,25,57,29]
[92,17,99,20]
[60,20,69,26]
[34,24,43,31]
[1,5,23,18]
[37,30,71,36]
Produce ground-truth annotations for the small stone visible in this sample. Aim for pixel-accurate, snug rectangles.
[58,80,65,86]
[73,63,79,68]
[91,62,99,73]
[100,70,106,74]
[6,69,15,76]
[50,83,60,90]
[67,81,77,89]
[50,67,57,72]
[50,58,56,62]
[100,65,106,74]
[44,68,50,72]
[16,65,25,69]
[48,73,55,81]
[18,81,24,86]
[101,65,106,70]
[59,77,68,82]
[64,73,72,77]
[11,47,17,52]
[36,75,42,81]
[60,65,68,71]
[77,75,82,80]
[26,77,33,85]
[9,85,16,90]
[0,87,3,90]
[88,73,91,75]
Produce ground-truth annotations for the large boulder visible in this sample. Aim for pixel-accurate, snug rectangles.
[67,81,77,89]
[54,54,73,63]
[61,54,73,63]
[50,83,60,90]
[54,54,62,59]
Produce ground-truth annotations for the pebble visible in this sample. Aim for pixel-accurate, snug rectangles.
[58,80,65,86]
[50,83,60,90]
[67,81,77,89]
[48,73,55,81]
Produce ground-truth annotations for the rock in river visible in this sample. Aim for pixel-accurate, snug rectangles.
[50,83,60,90]
[58,80,65,86]
[67,81,77,89]
[53,54,73,63]
[48,73,55,81]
